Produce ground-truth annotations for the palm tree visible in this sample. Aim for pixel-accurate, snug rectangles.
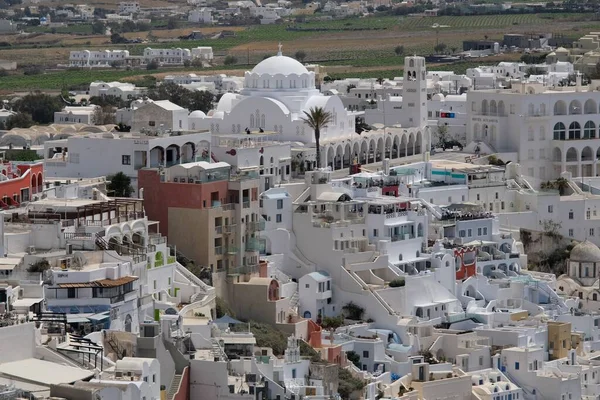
[301,106,333,169]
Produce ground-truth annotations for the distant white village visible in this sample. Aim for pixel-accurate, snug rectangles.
[6,36,600,400]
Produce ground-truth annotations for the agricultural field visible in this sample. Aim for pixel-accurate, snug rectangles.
[0,12,595,91]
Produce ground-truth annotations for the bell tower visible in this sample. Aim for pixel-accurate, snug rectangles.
[402,56,427,128]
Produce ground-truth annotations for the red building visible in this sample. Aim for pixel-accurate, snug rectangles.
[454,246,477,280]
[0,162,43,208]
[138,162,260,272]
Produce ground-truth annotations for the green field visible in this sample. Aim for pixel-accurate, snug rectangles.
[0,11,596,90]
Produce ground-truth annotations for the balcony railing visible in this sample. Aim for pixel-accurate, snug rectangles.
[227,246,238,255]
[215,226,223,234]
[242,201,250,209]
[246,220,265,232]
[149,235,166,245]
[390,233,416,242]
[64,232,93,240]
[246,238,260,252]
[215,246,223,255]
[223,224,236,234]
[229,264,259,275]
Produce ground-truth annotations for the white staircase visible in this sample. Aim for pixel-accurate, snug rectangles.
[167,374,182,400]
[288,291,299,314]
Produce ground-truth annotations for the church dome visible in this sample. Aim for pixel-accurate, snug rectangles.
[189,110,206,118]
[570,240,600,263]
[251,54,308,76]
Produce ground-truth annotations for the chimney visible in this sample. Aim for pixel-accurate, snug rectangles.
[383,158,390,175]
[576,72,582,92]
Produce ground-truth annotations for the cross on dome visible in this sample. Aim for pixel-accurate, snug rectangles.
[277,42,283,56]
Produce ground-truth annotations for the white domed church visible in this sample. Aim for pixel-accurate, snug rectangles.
[190,47,431,170]
[190,45,357,144]
[556,240,600,311]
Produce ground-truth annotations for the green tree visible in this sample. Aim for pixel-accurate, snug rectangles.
[434,42,447,54]
[146,60,159,70]
[13,92,62,124]
[376,77,384,85]
[223,55,238,65]
[435,124,449,148]
[187,90,215,113]
[394,45,404,56]
[6,112,34,129]
[301,106,333,169]
[107,172,133,197]
[167,17,180,29]
[294,50,307,62]
[111,33,128,44]
[147,82,189,108]
[91,21,105,34]
[346,84,356,93]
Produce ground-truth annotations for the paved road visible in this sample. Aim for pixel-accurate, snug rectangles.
[329,150,472,179]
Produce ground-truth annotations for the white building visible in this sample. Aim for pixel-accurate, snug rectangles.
[188,7,214,23]
[118,1,140,13]
[142,47,213,65]
[298,271,332,320]
[89,81,144,100]
[69,50,130,67]
[0,108,16,127]
[131,100,189,132]
[465,78,600,181]
[191,50,430,171]
[42,130,211,195]
[54,105,98,125]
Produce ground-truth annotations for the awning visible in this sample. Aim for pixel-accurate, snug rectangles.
[66,314,92,324]
[88,312,110,322]
[11,298,43,308]
[0,262,18,270]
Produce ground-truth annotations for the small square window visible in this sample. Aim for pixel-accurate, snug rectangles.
[276,214,282,223]
[122,155,131,165]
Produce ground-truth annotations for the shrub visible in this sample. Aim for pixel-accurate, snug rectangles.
[215,296,235,318]
[223,55,238,65]
[338,366,365,399]
[28,259,50,273]
[146,60,159,70]
[342,302,365,320]
[346,351,361,368]
[389,278,405,287]
[232,321,287,355]
[321,315,345,329]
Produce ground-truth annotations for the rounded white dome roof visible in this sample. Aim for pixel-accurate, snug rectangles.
[570,240,600,263]
[189,110,206,118]
[251,55,308,76]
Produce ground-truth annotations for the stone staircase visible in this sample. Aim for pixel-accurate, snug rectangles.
[210,338,227,361]
[167,374,182,400]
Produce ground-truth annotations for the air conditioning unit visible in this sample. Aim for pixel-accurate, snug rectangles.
[188,178,194,183]
[59,258,72,270]
[27,246,36,255]
[173,178,178,183]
